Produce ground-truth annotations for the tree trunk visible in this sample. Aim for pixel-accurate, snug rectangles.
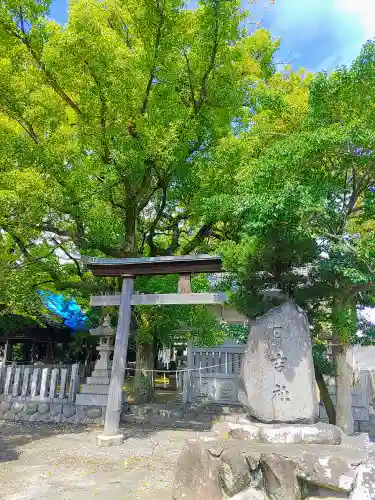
[45,340,54,364]
[313,360,336,424]
[133,341,155,403]
[333,343,354,434]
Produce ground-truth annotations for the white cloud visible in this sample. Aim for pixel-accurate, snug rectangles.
[335,0,375,40]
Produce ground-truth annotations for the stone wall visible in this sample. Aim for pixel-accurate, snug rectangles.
[0,398,105,424]
[0,398,185,425]
[319,371,372,428]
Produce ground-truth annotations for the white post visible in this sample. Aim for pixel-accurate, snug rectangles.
[12,367,22,397]
[182,371,188,404]
[4,366,13,395]
[40,368,49,399]
[0,362,5,393]
[68,363,80,403]
[21,367,31,397]
[99,276,134,446]
[49,368,59,399]
[30,368,41,398]
[59,368,68,399]
[187,340,193,371]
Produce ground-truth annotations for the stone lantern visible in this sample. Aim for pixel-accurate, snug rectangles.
[90,315,115,377]
[76,315,116,406]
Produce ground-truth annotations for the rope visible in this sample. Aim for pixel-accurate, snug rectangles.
[125,362,230,374]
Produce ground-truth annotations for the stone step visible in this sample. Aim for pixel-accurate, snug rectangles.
[86,376,111,385]
[91,369,111,378]
[81,384,110,394]
[76,394,109,406]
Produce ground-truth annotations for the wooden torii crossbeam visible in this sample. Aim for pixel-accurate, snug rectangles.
[83,255,226,446]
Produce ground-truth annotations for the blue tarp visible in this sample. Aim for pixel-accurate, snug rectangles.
[38,291,89,331]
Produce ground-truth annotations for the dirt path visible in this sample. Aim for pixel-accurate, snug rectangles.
[0,421,210,500]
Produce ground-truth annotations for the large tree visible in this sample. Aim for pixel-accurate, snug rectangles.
[0,0,279,398]
[215,45,375,431]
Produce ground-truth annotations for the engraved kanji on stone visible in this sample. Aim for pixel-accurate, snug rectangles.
[271,351,287,372]
[272,384,290,402]
[273,326,282,338]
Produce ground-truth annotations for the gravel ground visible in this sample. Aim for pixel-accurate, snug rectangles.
[0,421,211,500]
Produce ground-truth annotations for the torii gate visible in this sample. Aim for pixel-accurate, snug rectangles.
[83,254,227,446]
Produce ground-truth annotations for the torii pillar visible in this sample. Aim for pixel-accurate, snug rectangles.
[83,255,225,446]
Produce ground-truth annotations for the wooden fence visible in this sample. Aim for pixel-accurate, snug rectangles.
[183,342,245,404]
[0,363,80,403]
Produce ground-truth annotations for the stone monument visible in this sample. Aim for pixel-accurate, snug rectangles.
[240,300,319,423]
[76,315,116,406]
[173,301,375,500]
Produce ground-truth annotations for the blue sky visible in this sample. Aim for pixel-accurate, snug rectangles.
[49,0,375,72]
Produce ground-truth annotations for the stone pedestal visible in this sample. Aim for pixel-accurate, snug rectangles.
[173,302,375,499]
[76,316,119,407]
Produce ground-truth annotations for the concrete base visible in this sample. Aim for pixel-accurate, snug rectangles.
[97,434,123,447]
[86,376,111,385]
[91,369,111,378]
[212,418,343,445]
[81,384,110,394]
[75,394,109,406]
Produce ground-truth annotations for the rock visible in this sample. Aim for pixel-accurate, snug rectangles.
[220,447,252,496]
[260,423,342,445]
[11,402,24,415]
[30,412,45,422]
[350,457,375,499]
[249,468,263,489]
[295,451,356,492]
[261,453,301,500]
[231,488,269,500]
[301,423,342,445]
[245,451,261,471]
[0,401,11,413]
[52,414,62,423]
[211,421,231,439]
[173,442,222,500]
[62,405,76,418]
[212,420,261,442]
[82,417,94,424]
[241,301,319,423]
[262,454,301,498]
[86,407,102,419]
[18,412,31,422]
[24,401,38,415]
[75,406,87,423]
[49,403,63,417]
[306,485,347,498]
[341,433,373,453]
[38,403,50,415]
[0,412,4,420]
[129,404,151,415]
[229,422,262,442]
[3,411,14,421]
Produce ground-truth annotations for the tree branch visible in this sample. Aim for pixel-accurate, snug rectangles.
[147,183,168,256]
[140,0,164,115]
[84,60,110,164]
[196,0,220,112]
[183,51,198,114]
[1,106,39,144]
[3,20,82,115]
[180,223,213,255]
[51,237,83,278]
[1,226,60,281]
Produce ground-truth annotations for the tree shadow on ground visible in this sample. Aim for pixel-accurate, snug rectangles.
[0,421,88,463]
[0,419,214,463]
[120,420,214,442]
